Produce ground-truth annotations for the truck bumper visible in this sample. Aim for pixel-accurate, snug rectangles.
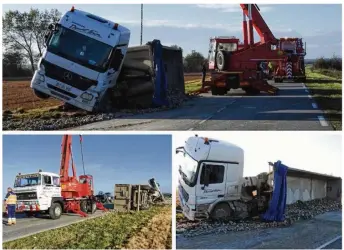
[178,189,196,220]
[31,71,97,112]
[16,200,45,212]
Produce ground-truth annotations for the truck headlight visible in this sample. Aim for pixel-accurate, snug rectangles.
[81,92,93,101]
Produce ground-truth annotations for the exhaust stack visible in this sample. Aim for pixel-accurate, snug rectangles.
[248,4,254,46]
[243,11,248,48]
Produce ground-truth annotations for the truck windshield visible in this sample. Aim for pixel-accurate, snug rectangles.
[47,26,113,72]
[14,174,41,187]
[180,152,198,186]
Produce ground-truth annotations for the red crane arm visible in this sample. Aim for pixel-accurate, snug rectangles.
[240,4,276,43]
[60,135,76,182]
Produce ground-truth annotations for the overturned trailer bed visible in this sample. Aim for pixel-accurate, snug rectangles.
[105,40,185,110]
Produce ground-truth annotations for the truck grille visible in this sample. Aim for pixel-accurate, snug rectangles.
[180,185,189,202]
[16,192,37,200]
[41,59,98,91]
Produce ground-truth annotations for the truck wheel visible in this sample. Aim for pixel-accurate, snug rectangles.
[218,87,227,96]
[88,200,97,214]
[216,51,226,71]
[33,89,50,99]
[242,87,260,95]
[211,86,219,95]
[211,203,231,221]
[49,203,62,220]
[80,200,88,213]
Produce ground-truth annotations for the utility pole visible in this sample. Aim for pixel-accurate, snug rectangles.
[140,4,143,45]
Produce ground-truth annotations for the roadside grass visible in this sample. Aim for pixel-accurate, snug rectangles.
[305,68,342,130]
[3,206,170,249]
[184,78,209,93]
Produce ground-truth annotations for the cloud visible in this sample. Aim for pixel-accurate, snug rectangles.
[111,18,241,32]
[197,4,274,13]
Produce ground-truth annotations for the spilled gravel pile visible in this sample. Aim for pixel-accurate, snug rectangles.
[176,198,341,237]
[3,93,191,131]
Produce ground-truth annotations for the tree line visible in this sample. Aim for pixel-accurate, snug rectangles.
[3,8,61,77]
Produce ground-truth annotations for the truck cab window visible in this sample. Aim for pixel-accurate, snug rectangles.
[200,164,225,184]
[53,177,60,186]
[43,175,52,185]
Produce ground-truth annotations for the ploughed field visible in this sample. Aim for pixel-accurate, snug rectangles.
[3,74,202,111]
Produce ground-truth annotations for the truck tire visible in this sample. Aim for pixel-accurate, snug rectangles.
[33,89,50,99]
[49,202,62,220]
[242,87,260,95]
[211,86,219,95]
[88,200,97,214]
[80,200,88,213]
[216,51,226,71]
[210,203,231,221]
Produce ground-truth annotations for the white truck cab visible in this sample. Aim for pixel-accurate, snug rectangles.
[31,6,130,111]
[13,170,64,219]
[176,136,245,220]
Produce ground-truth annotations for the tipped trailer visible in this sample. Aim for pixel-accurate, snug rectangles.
[176,135,288,221]
[31,6,185,112]
[114,178,165,212]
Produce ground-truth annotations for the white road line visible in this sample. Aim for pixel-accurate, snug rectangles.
[318,116,329,127]
[199,115,213,125]
[217,107,226,113]
[305,89,309,93]
[188,127,194,131]
[312,103,318,109]
[316,235,342,249]
[308,94,312,99]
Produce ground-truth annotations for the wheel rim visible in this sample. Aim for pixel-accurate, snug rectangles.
[55,206,62,216]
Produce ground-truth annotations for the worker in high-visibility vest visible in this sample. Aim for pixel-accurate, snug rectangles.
[5,187,17,225]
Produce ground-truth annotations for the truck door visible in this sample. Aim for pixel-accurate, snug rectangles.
[195,162,227,205]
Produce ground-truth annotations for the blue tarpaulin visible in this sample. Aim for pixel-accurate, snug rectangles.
[262,160,288,222]
[151,40,168,106]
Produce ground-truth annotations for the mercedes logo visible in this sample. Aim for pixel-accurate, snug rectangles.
[63,71,72,81]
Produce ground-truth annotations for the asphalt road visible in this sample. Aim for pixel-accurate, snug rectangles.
[2,211,105,243]
[176,211,342,249]
[73,82,333,131]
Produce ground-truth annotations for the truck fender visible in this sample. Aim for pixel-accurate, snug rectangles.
[207,198,231,215]
[50,197,64,211]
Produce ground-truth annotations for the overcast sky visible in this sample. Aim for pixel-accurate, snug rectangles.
[173,132,342,181]
[3,4,342,58]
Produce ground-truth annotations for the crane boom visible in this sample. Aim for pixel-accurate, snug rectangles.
[240,4,276,44]
[60,135,76,182]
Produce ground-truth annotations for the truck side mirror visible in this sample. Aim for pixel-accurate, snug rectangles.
[203,165,210,187]
[175,146,184,154]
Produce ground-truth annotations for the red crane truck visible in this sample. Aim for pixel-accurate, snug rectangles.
[206,4,306,96]
[9,135,107,219]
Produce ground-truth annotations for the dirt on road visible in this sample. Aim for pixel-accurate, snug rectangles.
[177,210,342,249]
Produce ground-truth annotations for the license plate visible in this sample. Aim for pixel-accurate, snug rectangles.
[56,82,72,92]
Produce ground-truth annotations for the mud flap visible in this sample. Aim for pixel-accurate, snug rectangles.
[262,161,288,222]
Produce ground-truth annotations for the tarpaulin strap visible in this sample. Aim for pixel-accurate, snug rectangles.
[262,160,288,222]
[151,39,168,106]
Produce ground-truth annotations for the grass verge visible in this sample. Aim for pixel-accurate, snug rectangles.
[305,68,342,130]
[3,206,169,249]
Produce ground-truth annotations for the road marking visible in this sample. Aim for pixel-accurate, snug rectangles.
[199,115,213,125]
[316,235,341,249]
[312,103,318,109]
[318,116,329,126]
[188,128,194,131]
[217,107,226,113]
[305,89,309,93]
[308,94,312,99]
